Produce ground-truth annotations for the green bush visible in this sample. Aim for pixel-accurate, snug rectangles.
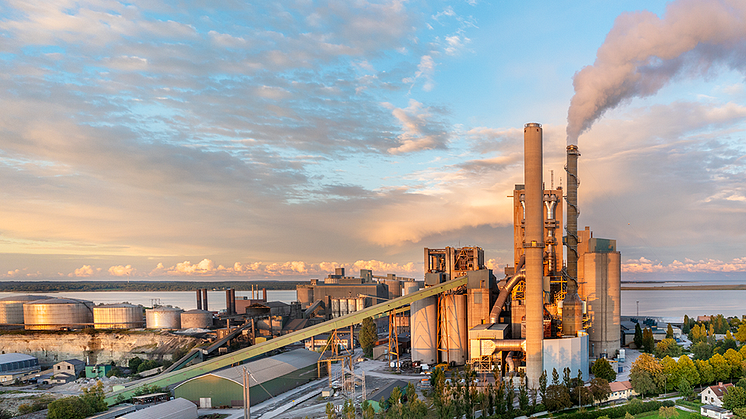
[529,399,674,419]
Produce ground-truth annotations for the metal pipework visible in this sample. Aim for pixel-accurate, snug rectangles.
[544,194,558,273]
[523,122,544,387]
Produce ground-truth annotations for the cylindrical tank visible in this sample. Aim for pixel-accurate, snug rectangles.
[356,297,365,312]
[23,298,94,330]
[339,299,348,316]
[0,295,53,326]
[181,309,213,329]
[93,304,144,329]
[441,294,467,365]
[411,296,437,365]
[145,307,183,329]
[347,298,356,313]
[331,299,340,318]
[584,251,621,357]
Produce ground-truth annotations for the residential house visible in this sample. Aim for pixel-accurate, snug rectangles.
[700,382,734,407]
[605,380,637,402]
[54,359,85,378]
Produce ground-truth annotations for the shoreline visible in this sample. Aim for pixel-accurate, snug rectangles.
[622,284,746,291]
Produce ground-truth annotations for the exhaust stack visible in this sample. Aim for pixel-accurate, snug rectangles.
[562,144,583,335]
[523,122,544,387]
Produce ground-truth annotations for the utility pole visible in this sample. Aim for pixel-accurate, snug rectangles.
[242,367,250,419]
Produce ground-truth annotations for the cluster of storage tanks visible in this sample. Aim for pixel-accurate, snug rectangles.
[0,295,213,331]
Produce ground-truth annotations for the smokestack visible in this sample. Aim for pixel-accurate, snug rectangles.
[196,289,203,310]
[563,145,583,335]
[225,289,232,315]
[202,288,209,311]
[524,122,544,387]
[231,289,237,314]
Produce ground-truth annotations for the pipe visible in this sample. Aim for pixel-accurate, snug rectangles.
[263,288,267,302]
[544,194,558,274]
[202,289,209,311]
[565,145,580,283]
[489,255,525,322]
[231,289,236,314]
[490,339,526,352]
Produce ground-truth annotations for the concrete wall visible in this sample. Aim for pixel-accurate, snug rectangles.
[542,334,589,381]
[583,251,621,358]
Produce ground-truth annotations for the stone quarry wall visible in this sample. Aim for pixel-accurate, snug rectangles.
[0,331,203,366]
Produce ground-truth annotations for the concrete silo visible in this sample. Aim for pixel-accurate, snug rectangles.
[411,296,437,365]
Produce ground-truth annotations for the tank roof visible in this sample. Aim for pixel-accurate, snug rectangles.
[26,298,92,305]
[182,309,211,314]
[96,303,141,308]
[0,295,52,302]
[147,306,183,312]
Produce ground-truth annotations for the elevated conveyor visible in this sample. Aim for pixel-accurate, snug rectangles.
[104,276,467,405]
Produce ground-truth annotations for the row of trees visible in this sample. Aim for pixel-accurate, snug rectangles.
[629,349,746,399]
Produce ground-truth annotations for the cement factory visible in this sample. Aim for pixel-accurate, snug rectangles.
[0,122,622,415]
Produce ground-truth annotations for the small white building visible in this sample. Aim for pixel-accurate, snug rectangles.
[701,404,733,419]
[700,382,734,407]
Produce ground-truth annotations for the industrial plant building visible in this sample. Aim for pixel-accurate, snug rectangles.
[0,353,40,383]
[173,348,319,407]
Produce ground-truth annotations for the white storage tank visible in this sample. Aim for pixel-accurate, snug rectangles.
[146,307,183,329]
[356,297,365,312]
[441,294,467,365]
[411,296,437,365]
[0,295,53,326]
[331,299,340,318]
[402,283,419,296]
[23,298,94,330]
[93,304,144,329]
[347,298,357,313]
[181,309,213,329]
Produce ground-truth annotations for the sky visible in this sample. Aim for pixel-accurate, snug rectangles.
[1,0,745,282]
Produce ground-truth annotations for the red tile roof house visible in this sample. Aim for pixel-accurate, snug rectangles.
[604,380,638,402]
[700,382,734,408]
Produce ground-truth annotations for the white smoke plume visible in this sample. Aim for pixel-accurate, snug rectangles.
[566,0,746,144]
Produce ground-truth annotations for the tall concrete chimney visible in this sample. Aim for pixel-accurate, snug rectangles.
[524,123,544,387]
[562,145,583,335]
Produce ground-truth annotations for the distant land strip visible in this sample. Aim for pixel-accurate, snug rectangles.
[0,281,305,293]
[621,284,746,291]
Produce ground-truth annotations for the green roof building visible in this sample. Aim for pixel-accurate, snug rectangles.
[173,348,320,408]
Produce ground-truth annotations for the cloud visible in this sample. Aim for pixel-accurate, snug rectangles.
[566,0,746,143]
[68,265,102,277]
[623,257,746,273]
[386,100,451,153]
[108,265,137,277]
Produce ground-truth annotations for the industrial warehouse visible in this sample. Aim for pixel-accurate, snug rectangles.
[0,123,624,417]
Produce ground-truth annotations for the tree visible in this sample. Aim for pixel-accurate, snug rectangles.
[678,378,693,400]
[683,315,691,334]
[544,384,572,411]
[518,371,530,411]
[47,397,93,419]
[643,327,655,353]
[696,359,715,387]
[692,341,713,360]
[724,348,745,379]
[588,378,611,406]
[634,323,643,348]
[359,317,377,357]
[666,323,674,339]
[710,353,731,382]
[539,370,548,404]
[552,368,560,385]
[677,355,700,388]
[630,353,661,397]
[655,338,682,358]
[660,356,680,392]
[736,323,746,343]
[81,381,107,414]
[592,358,617,382]
[658,406,679,418]
[723,386,746,411]
[343,399,355,419]
[326,402,336,419]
